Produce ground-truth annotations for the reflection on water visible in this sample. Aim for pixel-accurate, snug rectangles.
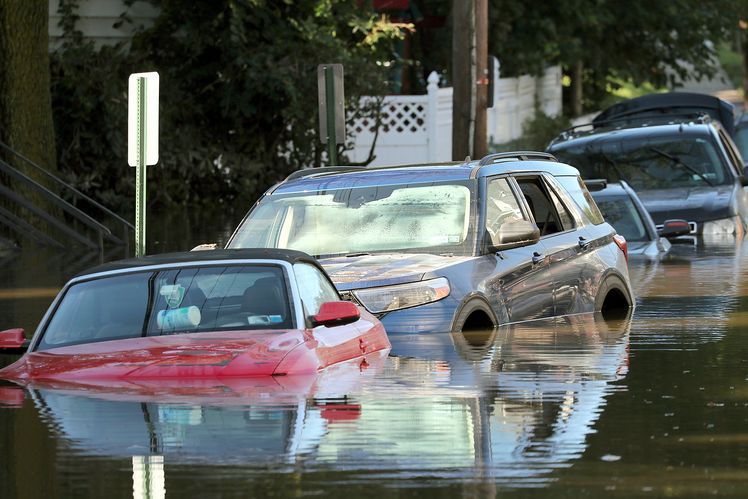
[1,315,630,496]
[2,221,748,497]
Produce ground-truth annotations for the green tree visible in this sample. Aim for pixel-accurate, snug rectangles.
[52,0,406,212]
[484,0,737,114]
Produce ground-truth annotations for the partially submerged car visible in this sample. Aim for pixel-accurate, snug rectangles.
[226,152,633,334]
[0,249,389,382]
[585,179,688,257]
[733,110,748,161]
[549,118,748,240]
[593,92,736,137]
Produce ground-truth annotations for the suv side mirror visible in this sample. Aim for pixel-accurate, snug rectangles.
[311,302,360,328]
[659,219,691,239]
[0,328,28,355]
[488,220,541,252]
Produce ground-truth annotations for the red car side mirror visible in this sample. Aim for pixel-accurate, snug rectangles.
[311,302,360,328]
[0,328,27,352]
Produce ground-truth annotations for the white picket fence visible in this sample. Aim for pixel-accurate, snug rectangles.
[349,66,562,165]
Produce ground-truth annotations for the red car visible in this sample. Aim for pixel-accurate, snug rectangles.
[0,249,390,382]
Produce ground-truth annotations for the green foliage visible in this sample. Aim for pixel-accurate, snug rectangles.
[490,112,571,153]
[51,0,405,213]
[422,1,739,111]
[717,41,743,89]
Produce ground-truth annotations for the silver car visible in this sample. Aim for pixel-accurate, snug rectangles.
[227,152,634,333]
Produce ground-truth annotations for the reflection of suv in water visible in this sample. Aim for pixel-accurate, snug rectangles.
[227,152,633,333]
[548,118,748,239]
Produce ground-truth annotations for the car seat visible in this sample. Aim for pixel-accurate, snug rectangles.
[241,277,289,326]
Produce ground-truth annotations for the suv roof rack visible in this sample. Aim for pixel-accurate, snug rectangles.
[556,113,712,142]
[478,151,558,166]
[283,166,366,182]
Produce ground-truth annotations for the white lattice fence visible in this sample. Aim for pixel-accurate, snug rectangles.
[349,66,562,165]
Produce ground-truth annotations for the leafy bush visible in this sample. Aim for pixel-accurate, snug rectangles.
[51,0,407,214]
[490,111,571,153]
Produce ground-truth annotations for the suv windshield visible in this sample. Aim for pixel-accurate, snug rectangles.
[554,135,729,190]
[229,182,475,257]
[37,265,293,350]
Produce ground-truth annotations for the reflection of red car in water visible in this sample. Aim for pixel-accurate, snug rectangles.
[0,249,390,382]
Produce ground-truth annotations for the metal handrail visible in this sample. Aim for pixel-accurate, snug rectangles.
[0,158,118,243]
[0,140,134,231]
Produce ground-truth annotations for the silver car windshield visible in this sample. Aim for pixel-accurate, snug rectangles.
[229,182,476,257]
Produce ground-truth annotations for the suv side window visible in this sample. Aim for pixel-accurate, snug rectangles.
[293,263,340,316]
[545,181,575,230]
[485,177,527,238]
[516,176,571,236]
[717,129,743,174]
[554,175,605,225]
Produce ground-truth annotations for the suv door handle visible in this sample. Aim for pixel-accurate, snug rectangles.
[532,252,544,265]
[578,236,590,249]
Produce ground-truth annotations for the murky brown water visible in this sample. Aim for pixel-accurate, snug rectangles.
[2,218,748,498]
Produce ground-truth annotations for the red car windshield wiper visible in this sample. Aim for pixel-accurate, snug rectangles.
[649,147,715,187]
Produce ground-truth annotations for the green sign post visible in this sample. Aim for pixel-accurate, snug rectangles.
[128,72,159,257]
[317,64,345,166]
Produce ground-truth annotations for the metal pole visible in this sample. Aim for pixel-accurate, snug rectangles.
[324,65,338,166]
[135,77,147,257]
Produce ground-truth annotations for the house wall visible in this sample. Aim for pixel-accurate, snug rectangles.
[49,0,158,47]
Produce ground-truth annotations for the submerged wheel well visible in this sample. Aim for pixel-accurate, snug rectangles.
[600,286,631,320]
[461,310,495,332]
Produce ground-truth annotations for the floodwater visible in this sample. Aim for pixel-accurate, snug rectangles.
[2,216,748,498]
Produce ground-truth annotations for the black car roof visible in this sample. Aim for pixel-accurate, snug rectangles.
[548,121,717,150]
[593,92,735,135]
[76,248,324,278]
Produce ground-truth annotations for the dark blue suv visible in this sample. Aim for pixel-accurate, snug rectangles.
[548,119,748,240]
[227,152,633,333]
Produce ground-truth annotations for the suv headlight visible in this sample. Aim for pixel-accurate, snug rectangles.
[702,216,742,236]
[352,277,450,314]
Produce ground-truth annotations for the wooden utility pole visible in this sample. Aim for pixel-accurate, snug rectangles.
[473,0,488,158]
[452,1,488,161]
[452,1,474,161]
[571,60,584,117]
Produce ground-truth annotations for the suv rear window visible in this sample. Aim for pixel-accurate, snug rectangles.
[554,176,605,225]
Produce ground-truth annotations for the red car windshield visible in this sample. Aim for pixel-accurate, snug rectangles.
[36,265,293,351]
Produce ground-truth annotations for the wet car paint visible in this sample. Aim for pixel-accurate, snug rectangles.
[0,251,390,381]
[0,316,389,381]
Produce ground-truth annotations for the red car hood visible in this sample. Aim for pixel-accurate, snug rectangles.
[0,330,310,382]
